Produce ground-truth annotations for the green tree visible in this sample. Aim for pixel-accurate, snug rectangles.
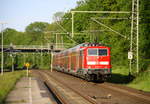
[61,0,150,71]
[25,22,49,34]
[25,22,49,43]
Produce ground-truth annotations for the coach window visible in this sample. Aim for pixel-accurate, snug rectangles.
[99,49,107,56]
[88,49,97,56]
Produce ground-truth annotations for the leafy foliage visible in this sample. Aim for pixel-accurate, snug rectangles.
[0,0,150,72]
[25,22,48,34]
[61,0,150,73]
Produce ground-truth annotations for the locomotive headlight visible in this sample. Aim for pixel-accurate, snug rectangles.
[88,66,91,68]
[100,61,109,65]
[87,61,96,65]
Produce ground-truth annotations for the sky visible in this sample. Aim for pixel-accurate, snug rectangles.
[0,0,79,31]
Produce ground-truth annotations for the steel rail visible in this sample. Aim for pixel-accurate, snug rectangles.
[35,71,68,104]
[45,71,97,104]
[36,70,97,104]
[99,83,150,102]
[46,70,150,102]
[34,70,150,104]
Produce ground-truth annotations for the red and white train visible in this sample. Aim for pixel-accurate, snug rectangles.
[53,43,111,81]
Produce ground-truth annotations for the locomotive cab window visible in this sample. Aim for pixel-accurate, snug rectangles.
[99,49,107,56]
[88,49,97,56]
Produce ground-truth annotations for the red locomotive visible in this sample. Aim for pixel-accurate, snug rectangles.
[53,43,111,81]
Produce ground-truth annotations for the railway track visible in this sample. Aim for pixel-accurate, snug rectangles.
[33,70,97,104]
[32,70,150,104]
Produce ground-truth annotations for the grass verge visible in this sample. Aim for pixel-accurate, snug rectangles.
[108,66,150,92]
[127,71,150,92]
[0,71,25,104]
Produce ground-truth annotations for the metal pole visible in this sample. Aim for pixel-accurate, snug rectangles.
[1,24,4,75]
[48,44,50,69]
[56,34,58,49]
[136,0,139,73]
[12,56,14,72]
[40,44,43,67]
[32,53,35,66]
[72,12,74,38]
[50,51,53,72]
[27,67,28,77]
[48,43,50,53]
[130,0,135,75]
[23,53,26,64]
[61,36,63,49]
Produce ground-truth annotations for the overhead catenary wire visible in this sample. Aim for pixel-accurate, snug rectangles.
[91,18,128,39]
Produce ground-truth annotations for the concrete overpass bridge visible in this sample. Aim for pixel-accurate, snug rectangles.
[0,43,75,53]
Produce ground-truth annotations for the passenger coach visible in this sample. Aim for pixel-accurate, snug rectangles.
[53,43,111,81]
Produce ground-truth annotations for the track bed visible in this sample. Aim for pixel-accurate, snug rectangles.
[32,70,150,104]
